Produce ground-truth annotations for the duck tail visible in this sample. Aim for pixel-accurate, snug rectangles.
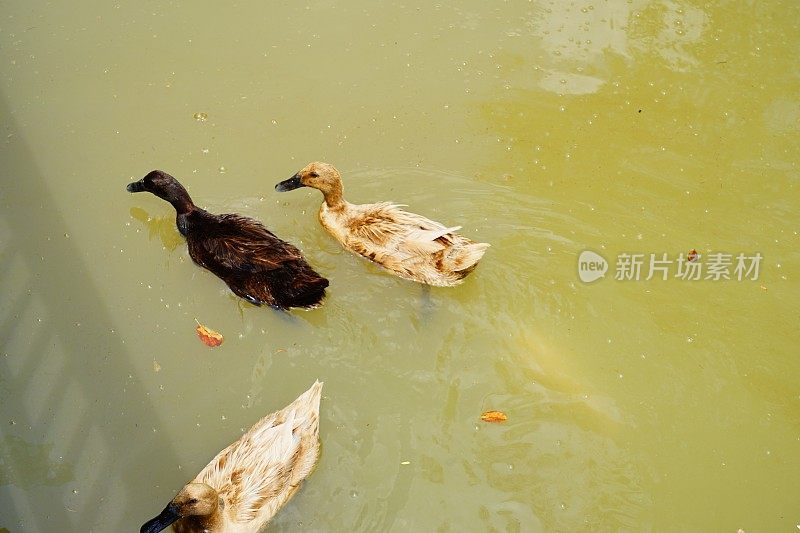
[449,241,490,272]
[295,380,323,421]
[288,380,323,485]
[280,274,329,309]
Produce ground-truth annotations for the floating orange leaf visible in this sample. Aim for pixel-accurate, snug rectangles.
[480,410,508,423]
[195,319,224,347]
[687,248,699,263]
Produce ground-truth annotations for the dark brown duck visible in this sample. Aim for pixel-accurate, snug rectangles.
[127,170,328,310]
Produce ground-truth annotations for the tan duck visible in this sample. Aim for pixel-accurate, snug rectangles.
[140,381,323,533]
[275,163,489,286]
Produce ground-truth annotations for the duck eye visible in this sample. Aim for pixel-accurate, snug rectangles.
[188,498,198,505]
[309,172,319,178]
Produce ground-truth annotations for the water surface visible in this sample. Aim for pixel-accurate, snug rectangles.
[1,1,798,531]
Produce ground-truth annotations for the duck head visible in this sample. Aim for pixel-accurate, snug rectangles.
[127,170,195,213]
[276,162,343,208]
[140,482,221,533]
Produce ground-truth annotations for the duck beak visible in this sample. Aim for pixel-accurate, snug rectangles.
[275,174,304,192]
[127,179,146,193]
[140,502,181,533]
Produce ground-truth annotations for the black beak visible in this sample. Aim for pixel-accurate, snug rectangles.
[275,174,304,192]
[127,179,146,193]
[140,502,181,533]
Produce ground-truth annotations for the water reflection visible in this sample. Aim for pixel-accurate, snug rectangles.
[0,96,182,531]
[495,0,711,96]
[0,435,73,488]
[128,207,184,252]
[628,1,708,71]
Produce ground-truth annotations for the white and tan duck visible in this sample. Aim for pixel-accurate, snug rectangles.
[275,162,489,286]
[140,381,323,533]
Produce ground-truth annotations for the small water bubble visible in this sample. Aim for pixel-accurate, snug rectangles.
[193,112,208,122]
[73,489,79,494]
[218,166,227,173]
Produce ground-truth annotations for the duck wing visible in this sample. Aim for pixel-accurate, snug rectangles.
[193,213,304,273]
[347,202,461,261]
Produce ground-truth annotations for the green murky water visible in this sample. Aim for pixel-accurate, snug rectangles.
[1,1,798,531]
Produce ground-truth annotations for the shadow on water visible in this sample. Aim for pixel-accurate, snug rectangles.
[0,95,180,531]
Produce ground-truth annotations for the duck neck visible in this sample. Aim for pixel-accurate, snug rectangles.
[168,192,195,215]
[171,197,195,215]
[159,180,196,215]
[321,182,345,210]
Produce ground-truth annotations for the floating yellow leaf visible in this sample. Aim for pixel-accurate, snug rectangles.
[153,360,161,372]
[195,319,223,347]
[480,410,508,423]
